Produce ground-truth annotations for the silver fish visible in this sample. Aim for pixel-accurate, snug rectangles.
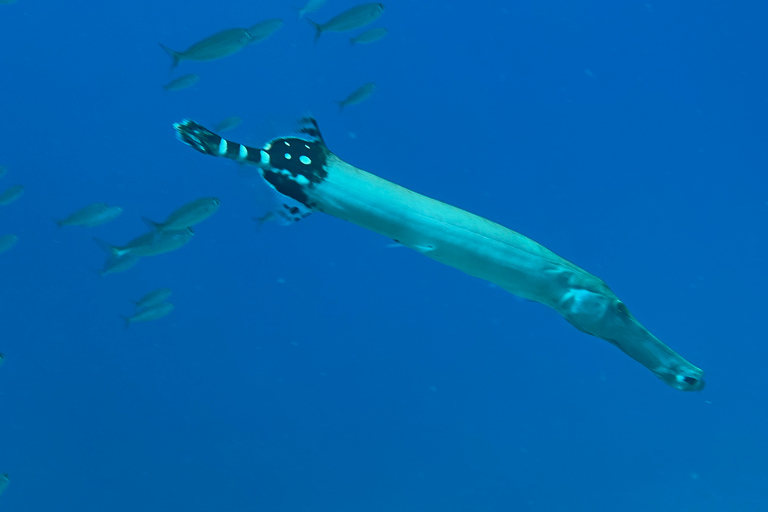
[247,19,283,43]
[99,254,140,277]
[350,27,388,45]
[56,203,123,228]
[337,82,376,111]
[133,288,173,310]
[163,74,200,92]
[0,473,8,496]
[173,118,706,392]
[142,197,220,232]
[308,3,385,41]
[94,227,194,258]
[0,184,24,205]
[0,234,18,253]
[121,302,175,328]
[214,117,242,133]
[160,28,252,69]
[298,0,326,18]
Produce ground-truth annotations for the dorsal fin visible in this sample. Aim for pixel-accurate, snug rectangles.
[297,116,325,146]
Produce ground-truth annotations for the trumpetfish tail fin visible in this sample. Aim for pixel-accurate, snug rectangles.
[174,119,315,223]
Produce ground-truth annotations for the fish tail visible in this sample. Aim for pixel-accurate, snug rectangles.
[335,100,345,113]
[141,216,161,231]
[93,237,118,258]
[120,315,131,330]
[307,19,322,42]
[158,43,181,70]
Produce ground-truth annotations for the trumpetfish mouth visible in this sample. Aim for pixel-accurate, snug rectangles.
[174,117,705,392]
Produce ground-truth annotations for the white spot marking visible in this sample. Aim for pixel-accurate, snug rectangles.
[264,142,272,151]
[260,150,270,165]
[239,145,248,160]
[284,153,292,160]
[218,139,228,155]
[299,155,311,165]
[296,175,310,186]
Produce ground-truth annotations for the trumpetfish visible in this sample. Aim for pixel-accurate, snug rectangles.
[173,118,705,391]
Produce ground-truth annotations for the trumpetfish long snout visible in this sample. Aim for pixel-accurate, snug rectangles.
[173,118,705,392]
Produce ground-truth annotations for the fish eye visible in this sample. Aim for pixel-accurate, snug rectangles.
[673,373,705,391]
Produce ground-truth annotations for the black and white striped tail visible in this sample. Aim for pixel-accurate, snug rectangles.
[174,118,331,223]
[173,119,265,166]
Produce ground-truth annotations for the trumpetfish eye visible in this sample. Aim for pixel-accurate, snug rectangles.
[260,137,328,207]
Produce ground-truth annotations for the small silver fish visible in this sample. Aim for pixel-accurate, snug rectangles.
[308,3,385,41]
[94,227,194,258]
[298,0,326,18]
[0,234,18,253]
[214,117,242,133]
[99,254,141,277]
[0,235,19,252]
[133,288,173,310]
[56,203,123,228]
[0,184,24,205]
[0,473,8,496]
[160,28,252,69]
[350,27,388,45]
[163,74,200,92]
[337,82,377,111]
[121,302,175,328]
[142,197,220,231]
[247,19,284,43]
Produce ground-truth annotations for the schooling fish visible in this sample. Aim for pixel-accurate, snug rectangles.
[160,28,252,69]
[94,227,194,258]
[0,184,24,205]
[308,3,385,41]
[0,234,18,253]
[214,116,242,133]
[163,74,200,92]
[350,27,388,45]
[56,203,123,228]
[133,288,173,310]
[121,302,175,328]
[99,254,141,277]
[142,197,220,232]
[336,82,376,112]
[173,118,706,392]
[247,19,284,43]
[298,0,326,18]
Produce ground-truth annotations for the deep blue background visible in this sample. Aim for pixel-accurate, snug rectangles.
[1,1,766,510]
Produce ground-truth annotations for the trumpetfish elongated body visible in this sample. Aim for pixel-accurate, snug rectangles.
[174,118,705,392]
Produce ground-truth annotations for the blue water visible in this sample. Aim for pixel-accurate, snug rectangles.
[1,1,766,510]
